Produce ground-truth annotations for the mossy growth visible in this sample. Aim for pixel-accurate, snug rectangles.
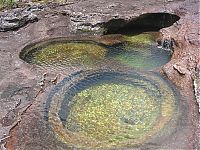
[122,32,160,46]
[0,0,16,9]
[96,32,159,46]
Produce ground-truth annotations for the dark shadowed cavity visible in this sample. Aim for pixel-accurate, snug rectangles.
[103,13,180,35]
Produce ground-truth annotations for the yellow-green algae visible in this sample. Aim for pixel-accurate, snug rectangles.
[95,32,171,70]
[21,32,170,70]
[31,42,107,67]
[122,33,157,45]
[67,83,160,141]
[47,71,177,149]
[96,32,160,46]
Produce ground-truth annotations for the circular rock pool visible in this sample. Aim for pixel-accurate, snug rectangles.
[20,32,172,70]
[46,69,179,149]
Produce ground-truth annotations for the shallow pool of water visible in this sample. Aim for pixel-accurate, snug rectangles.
[20,32,172,70]
[107,41,171,70]
[46,69,178,149]
[18,32,178,149]
[20,40,107,68]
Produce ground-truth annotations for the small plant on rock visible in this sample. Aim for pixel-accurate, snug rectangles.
[0,0,16,9]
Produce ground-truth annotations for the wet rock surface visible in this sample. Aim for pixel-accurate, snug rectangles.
[0,0,199,149]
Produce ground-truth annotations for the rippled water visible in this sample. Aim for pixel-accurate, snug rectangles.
[18,33,179,149]
[20,40,107,68]
[46,70,178,149]
[107,42,170,70]
[20,32,171,70]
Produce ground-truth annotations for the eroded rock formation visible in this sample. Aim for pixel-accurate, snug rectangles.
[0,0,199,149]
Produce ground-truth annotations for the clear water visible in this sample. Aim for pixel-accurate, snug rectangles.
[107,42,171,70]
[46,70,178,149]
[20,32,172,70]
[19,33,177,149]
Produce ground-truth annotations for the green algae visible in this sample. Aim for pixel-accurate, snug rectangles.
[122,33,156,45]
[95,32,171,70]
[96,32,158,46]
[20,32,171,70]
[112,47,168,70]
[31,42,107,67]
[47,70,177,149]
[107,32,171,70]
[67,83,160,142]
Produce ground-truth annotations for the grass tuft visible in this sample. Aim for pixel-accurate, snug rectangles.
[0,0,16,10]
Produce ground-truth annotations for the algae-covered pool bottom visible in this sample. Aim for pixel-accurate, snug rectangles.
[46,69,178,149]
[19,32,171,70]
[19,33,175,149]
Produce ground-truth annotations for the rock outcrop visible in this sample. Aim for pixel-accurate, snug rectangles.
[0,4,44,31]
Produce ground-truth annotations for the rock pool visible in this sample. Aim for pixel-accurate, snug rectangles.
[46,69,179,149]
[20,32,172,70]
